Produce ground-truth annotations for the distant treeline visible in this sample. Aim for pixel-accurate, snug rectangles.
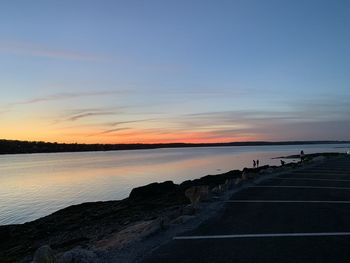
[0,139,349,155]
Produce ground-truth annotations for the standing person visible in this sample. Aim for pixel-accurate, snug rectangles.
[300,150,305,163]
[253,160,256,168]
[257,160,259,168]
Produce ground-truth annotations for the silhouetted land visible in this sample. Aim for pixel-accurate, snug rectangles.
[0,139,349,155]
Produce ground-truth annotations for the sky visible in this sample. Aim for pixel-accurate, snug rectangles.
[0,0,350,144]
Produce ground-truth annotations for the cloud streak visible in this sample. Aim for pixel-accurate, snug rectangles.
[91,127,131,136]
[52,107,125,124]
[8,90,127,107]
[0,40,102,61]
[67,111,116,121]
[76,101,350,143]
[105,118,158,127]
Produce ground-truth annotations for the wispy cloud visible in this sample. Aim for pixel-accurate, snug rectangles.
[9,90,127,106]
[52,100,350,142]
[0,40,102,61]
[53,107,125,124]
[105,118,158,127]
[91,127,131,136]
[67,111,116,122]
[84,118,158,136]
[0,109,9,115]
[287,98,350,122]
[175,110,298,131]
[182,99,350,127]
[137,105,350,142]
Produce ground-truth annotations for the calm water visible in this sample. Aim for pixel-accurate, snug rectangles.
[0,143,348,225]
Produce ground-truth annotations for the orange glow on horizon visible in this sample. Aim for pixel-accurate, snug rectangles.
[1,130,260,144]
[0,115,260,144]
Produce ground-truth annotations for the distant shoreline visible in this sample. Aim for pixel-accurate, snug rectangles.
[0,139,349,155]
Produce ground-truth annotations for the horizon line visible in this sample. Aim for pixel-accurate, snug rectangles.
[1,138,349,146]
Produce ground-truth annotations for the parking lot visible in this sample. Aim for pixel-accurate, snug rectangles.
[142,156,350,263]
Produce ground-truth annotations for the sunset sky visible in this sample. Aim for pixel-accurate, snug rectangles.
[1,0,350,144]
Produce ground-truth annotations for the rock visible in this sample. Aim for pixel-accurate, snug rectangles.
[211,184,226,194]
[224,179,235,189]
[158,215,170,230]
[33,245,56,263]
[264,168,274,174]
[129,181,177,201]
[95,219,162,250]
[180,170,242,190]
[235,178,242,185]
[312,156,325,162]
[184,185,210,207]
[242,168,259,180]
[58,248,98,263]
[182,204,196,215]
[170,215,196,225]
[241,171,248,180]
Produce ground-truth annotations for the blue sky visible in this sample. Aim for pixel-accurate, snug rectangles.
[1,0,350,143]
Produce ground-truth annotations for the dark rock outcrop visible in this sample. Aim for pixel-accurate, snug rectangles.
[129,181,178,201]
[185,185,210,207]
[58,248,98,263]
[33,245,56,263]
[180,169,242,190]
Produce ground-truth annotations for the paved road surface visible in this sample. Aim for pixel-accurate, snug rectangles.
[141,156,350,263]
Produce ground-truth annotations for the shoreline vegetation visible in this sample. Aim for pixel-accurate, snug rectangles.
[0,152,343,262]
[0,139,349,155]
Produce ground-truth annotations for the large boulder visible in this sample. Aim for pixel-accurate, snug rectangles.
[180,170,241,190]
[58,248,98,263]
[211,184,226,194]
[312,156,325,162]
[33,245,56,263]
[170,215,195,225]
[129,181,177,201]
[95,219,163,250]
[185,185,210,207]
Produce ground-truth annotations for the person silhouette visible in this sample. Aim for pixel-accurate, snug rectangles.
[253,160,256,168]
[300,150,305,163]
[256,160,259,167]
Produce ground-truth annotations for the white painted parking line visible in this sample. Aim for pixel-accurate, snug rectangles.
[292,171,349,176]
[174,232,350,240]
[251,185,350,190]
[271,178,350,182]
[225,200,350,203]
[293,172,350,175]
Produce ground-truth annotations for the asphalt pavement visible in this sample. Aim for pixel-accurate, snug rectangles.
[141,156,350,263]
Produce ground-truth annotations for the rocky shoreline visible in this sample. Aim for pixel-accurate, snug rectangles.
[0,153,342,263]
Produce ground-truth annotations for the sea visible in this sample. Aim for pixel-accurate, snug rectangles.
[0,143,349,225]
